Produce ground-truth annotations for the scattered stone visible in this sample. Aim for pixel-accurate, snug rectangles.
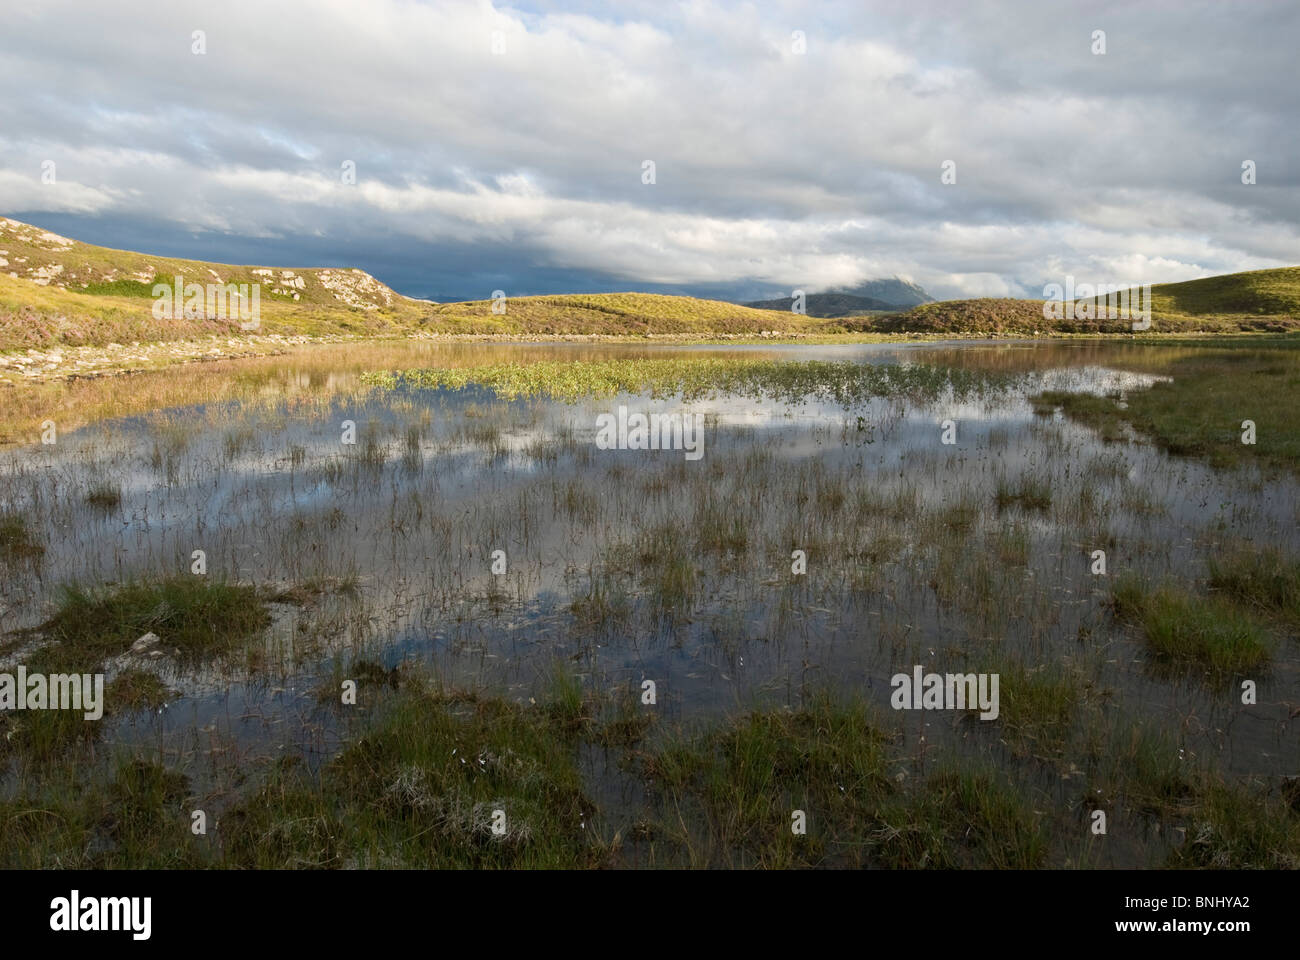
[131,632,161,653]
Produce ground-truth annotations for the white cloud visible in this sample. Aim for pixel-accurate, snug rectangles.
[0,0,1295,299]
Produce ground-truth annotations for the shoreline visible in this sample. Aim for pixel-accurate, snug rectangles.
[3,328,1294,386]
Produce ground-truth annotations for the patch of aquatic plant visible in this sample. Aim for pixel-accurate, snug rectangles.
[0,757,206,869]
[994,474,1052,512]
[0,510,43,561]
[992,660,1082,757]
[1035,344,1300,470]
[640,693,1047,868]
[1164,775,1300,869]
[1208,545,1300,621]
[1111,576,1273,678]
[40,577,272,666]
[107,670,175,712]
[361,358,1022,406]
[84,481,123,509]
[220,684,602,868]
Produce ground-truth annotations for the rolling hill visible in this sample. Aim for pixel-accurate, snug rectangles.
[2,216,1298,351]
[858,268,1300,336]
[0,217,810,350]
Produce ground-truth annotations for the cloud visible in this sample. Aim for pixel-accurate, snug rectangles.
[0,0,1295,300]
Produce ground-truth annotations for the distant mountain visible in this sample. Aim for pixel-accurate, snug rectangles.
[831,277,933,308]
[742,277,934,317]
[742,292,896,317]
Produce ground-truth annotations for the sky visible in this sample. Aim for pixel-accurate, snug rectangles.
[1,0,1296,302]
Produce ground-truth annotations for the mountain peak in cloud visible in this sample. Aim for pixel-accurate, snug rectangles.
[829,277,933,308]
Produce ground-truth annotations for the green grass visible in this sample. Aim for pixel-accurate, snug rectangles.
[1164,776,1300,869]
[78,275,170,297]
[1035,344,1300,470]
[642,693,1047,868]
[1153,266,1300,317]
[995,474,1052,511]
[362,357,1018,406]
[1033,391,1128,442]
[872,769,1049,869]
[568,574,633,628]
[40,577,272,665]
[1208,545,1300,621]
[2,678,1294,869]
[876,267,1300,336]
[0,510,43,561]
[0,756,205,869]
[84,481,122,509]
[1,578,272,766]
[221,686,601,868]
[107,670,174,712]
[993,660,1081,757]
[1111,576,1273,678]
[631,522,700,614]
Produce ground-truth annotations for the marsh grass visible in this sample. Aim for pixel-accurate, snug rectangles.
[1165,776,1300,869]
[1111,576,1272,678]
[108,670,174,712]
[639,693,1047,868]
[632,522,699,614]
[84,481,122,509]
[220,685,602,869]
[1033,391,1128,443]
[1208,545,1300,621]
[569,573,633,628]
[363,357,1020,406]
[992,523,1031,566]
[872,768,1049,869]
[992,660,1082,757]
[994,474,1052,512]
[2,678,1294,869]
[1079,715,1193,819]
[41,577,272,666]
[1036,346,1300,471]
[0,756,205,869]
[0,510,43,561]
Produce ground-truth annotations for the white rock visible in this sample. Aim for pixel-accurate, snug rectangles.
[131,632,161,652]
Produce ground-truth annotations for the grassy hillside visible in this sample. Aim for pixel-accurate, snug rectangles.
[0,271,436,350]
[423,293,801,335]
[1151,266,1300,316]
[862,268,1300,336]
[0,216,414,310]
[3,216,1298,348]
[0,217,807,349]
